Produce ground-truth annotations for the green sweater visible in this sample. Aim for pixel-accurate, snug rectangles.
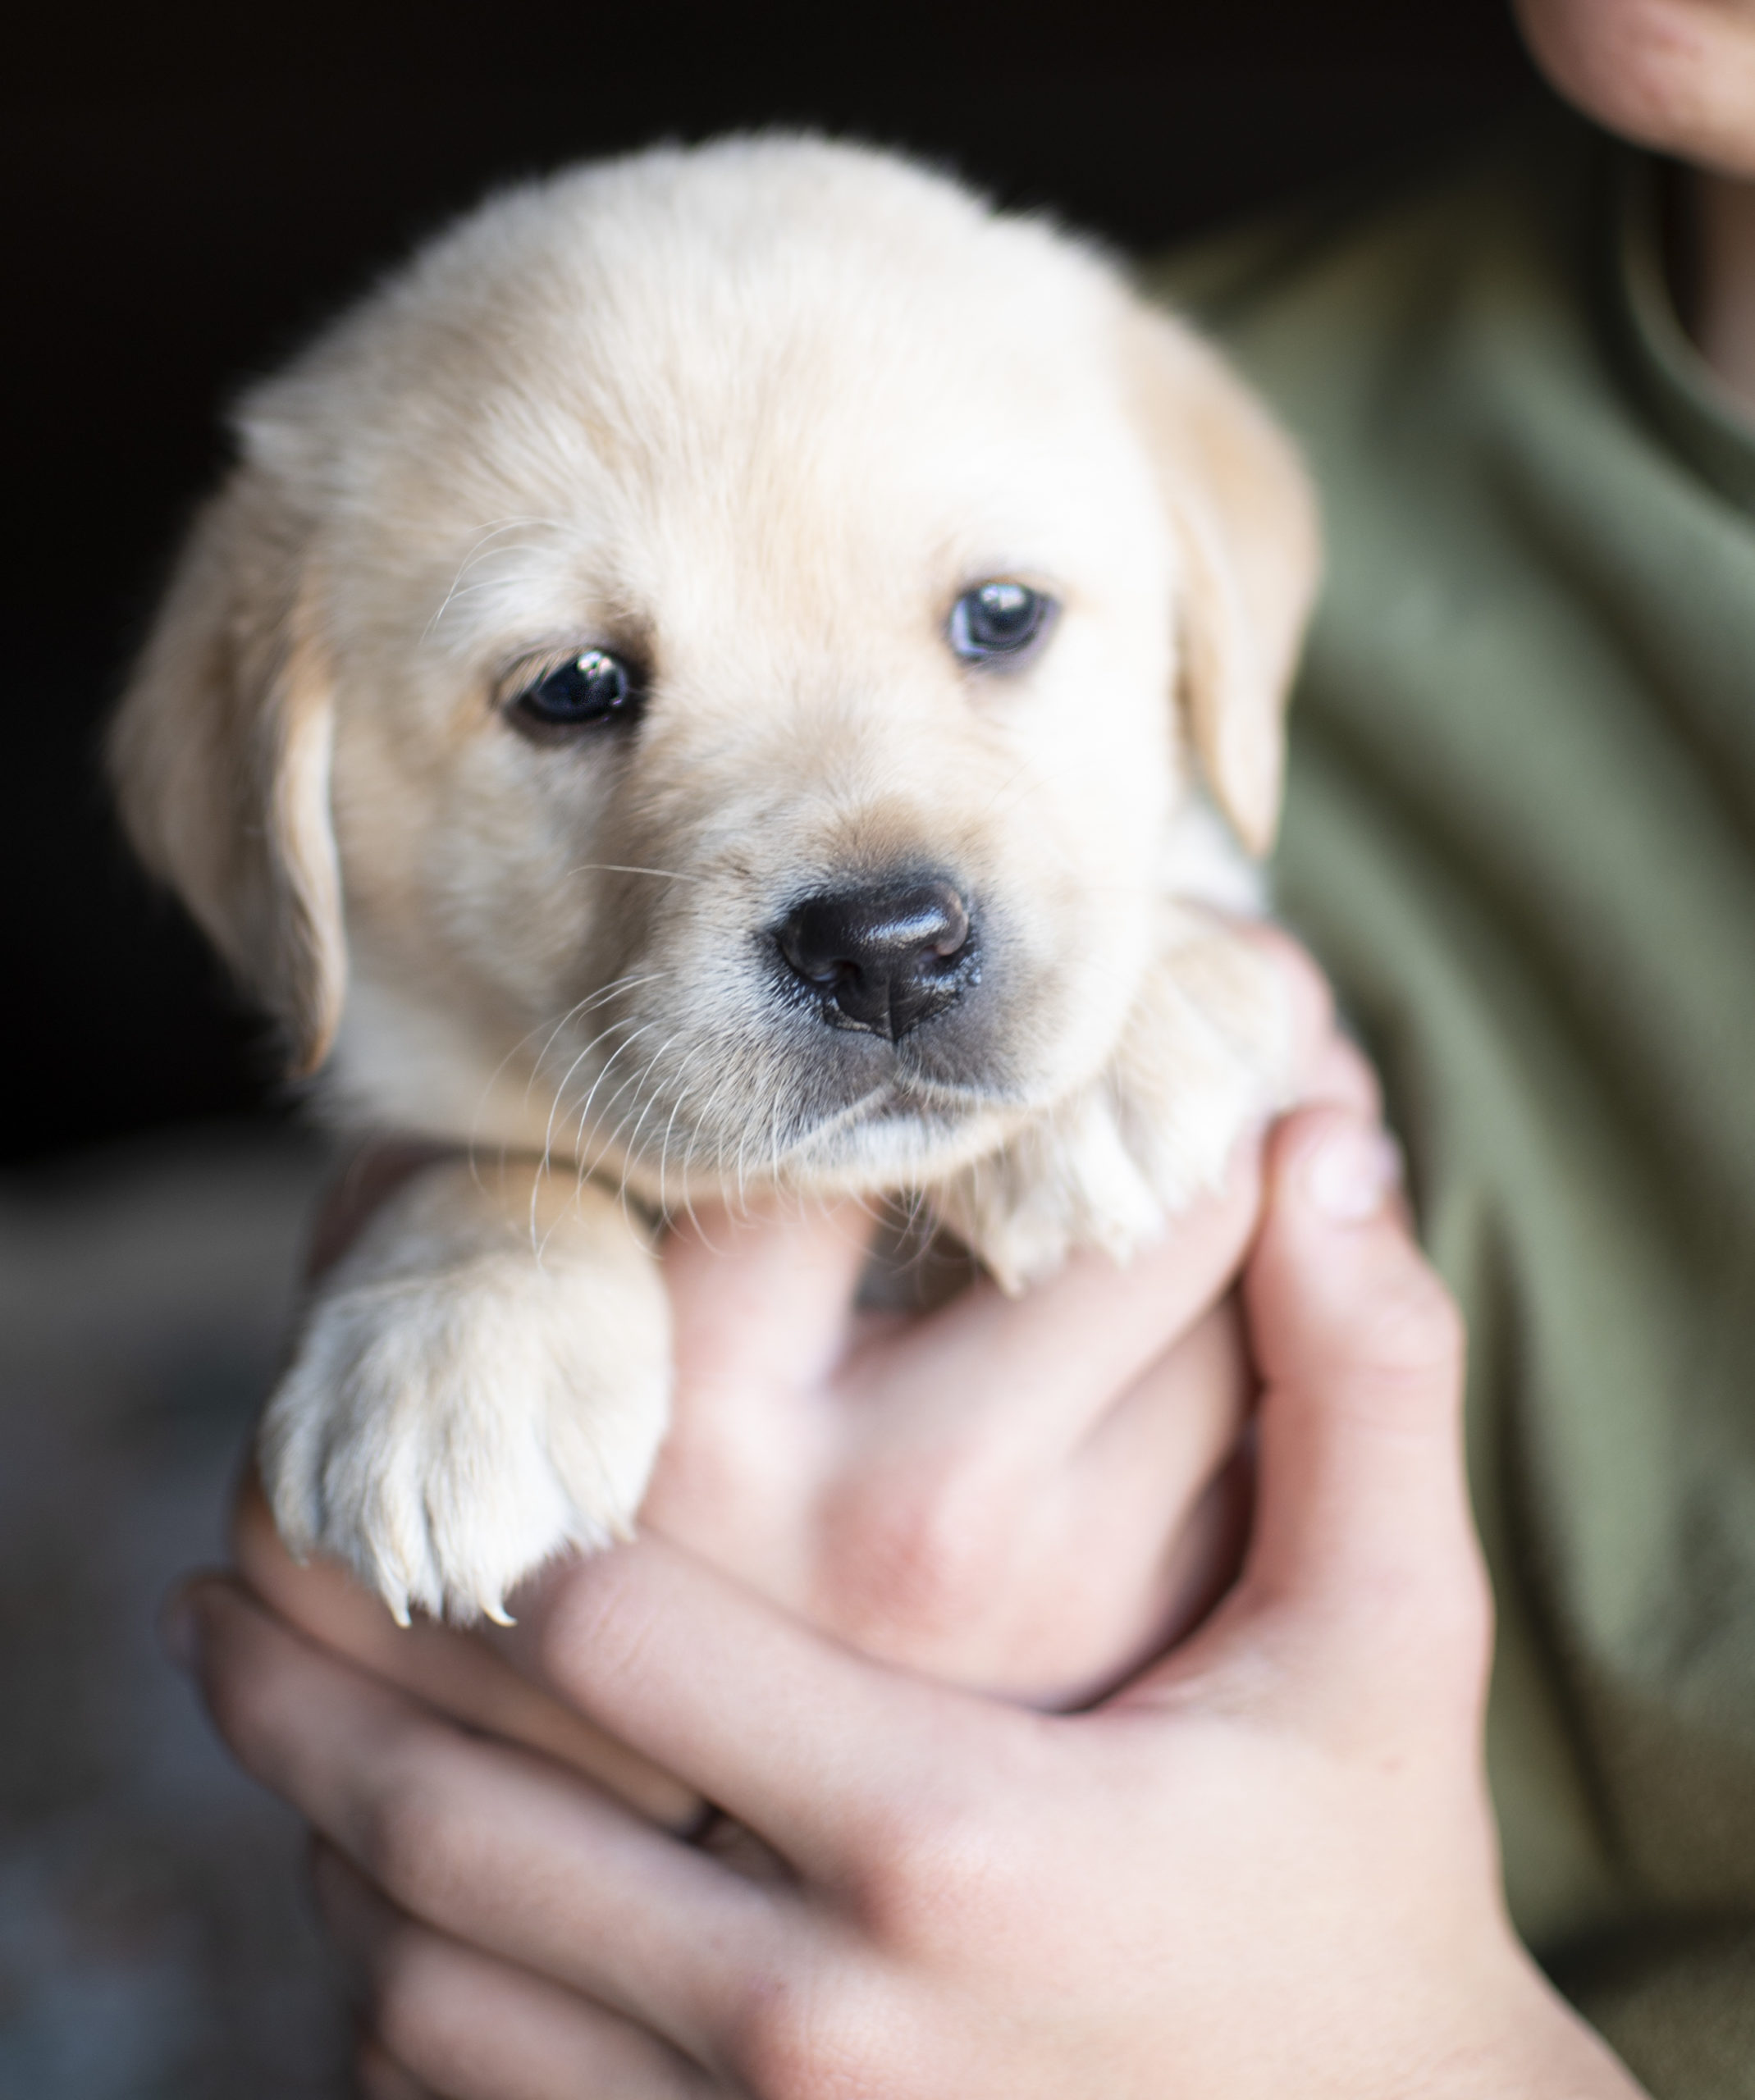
[1151,114,1755,2094]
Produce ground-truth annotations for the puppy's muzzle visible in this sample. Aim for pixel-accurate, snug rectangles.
[773,876,977,1040]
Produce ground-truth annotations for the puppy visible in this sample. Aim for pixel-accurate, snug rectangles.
[110,136,1319,1623]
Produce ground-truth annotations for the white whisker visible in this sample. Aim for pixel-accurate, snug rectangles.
[560,863,706,886]
[610,1034,682,1217]
[560,1019,667,1188]
[532,1011,648,1249]
[464,970,670,1208]
[655,1078,692,1221]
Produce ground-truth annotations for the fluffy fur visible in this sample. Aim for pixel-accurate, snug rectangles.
[110,136,1319,1621]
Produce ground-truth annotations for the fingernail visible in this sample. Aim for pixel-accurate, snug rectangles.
[158,1585,203,1673]
[1306,1122,1401,1222]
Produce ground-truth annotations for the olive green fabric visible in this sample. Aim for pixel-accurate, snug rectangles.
[1149,112,1755,2095]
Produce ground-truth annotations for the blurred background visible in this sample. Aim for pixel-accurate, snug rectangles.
[2,2,1538,2090]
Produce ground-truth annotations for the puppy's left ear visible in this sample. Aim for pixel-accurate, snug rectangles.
[107,464,345,1077]
[1123,307,1321,856]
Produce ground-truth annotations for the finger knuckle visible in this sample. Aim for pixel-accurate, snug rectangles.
[199,1633,327,1791]
[529,1554,654,1705]
[729,1967,886,2100]
[852,1787,1022,1952]
[820,1472,1007,1655]
[1351,1263,1465,1386]
[364,1919,455,2072]
[356,1765,468,1915]
[197,1645,276,1766]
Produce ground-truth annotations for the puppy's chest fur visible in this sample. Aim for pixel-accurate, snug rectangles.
[109,135,1319,1623]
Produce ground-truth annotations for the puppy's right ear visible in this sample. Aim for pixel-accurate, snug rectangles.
[1123,307,1321,858]
[107,467,345,1077]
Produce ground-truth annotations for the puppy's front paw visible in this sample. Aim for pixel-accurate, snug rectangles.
[261,1239,670,1623]
[934,909,1293,1290]
[930,1088,1166,1294]
[1104,911,1294,1211]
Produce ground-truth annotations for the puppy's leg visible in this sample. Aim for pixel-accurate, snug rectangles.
[260,1160,670,1624]
[933,908,1291,1291]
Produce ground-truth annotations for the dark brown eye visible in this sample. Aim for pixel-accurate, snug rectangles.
[948,582,1053,664]
[513,648,644,730]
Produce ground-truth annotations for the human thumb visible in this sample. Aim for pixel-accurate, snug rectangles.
[1236,1107,1485,1704]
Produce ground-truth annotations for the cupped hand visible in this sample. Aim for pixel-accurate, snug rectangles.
[234,927,1369,1767]
[177,1105,1647,2099]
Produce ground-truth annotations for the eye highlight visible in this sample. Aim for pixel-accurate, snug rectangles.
[948,581,1054,665]
[508,647,645,734]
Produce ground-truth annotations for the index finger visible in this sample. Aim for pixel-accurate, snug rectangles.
[494,1533,1006,1881]
[857,1155,1262,1460]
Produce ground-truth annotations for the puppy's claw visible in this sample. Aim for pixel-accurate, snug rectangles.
[258,1252,670,1627]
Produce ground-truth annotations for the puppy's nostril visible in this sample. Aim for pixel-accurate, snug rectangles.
[774,879,975,1040]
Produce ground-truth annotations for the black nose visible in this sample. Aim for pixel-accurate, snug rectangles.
[774,878,976,1040]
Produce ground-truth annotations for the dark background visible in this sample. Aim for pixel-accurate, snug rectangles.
[4,0,1539,1168]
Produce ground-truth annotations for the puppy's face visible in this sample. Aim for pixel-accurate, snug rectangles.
[112,140,1317,1198]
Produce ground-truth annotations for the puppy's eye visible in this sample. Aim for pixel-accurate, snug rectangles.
[511,648,644,731]
[948,582,1053,664]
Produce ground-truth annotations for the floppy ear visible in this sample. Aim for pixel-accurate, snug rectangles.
[107,466,345,1076]
[1123,307,1321,856]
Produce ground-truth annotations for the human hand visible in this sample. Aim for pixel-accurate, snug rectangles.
[223,1124,1271,1842]
[235,928,1369,1750]
[176,1103,1646,2098]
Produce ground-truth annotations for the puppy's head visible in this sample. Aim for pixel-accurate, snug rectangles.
[111,137,1317,1197]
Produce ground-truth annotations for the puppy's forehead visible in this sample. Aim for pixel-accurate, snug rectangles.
[248,139,1158,637]
[420,138,1129,437]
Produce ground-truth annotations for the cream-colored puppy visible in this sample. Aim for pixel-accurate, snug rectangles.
[111,136,1319,1623]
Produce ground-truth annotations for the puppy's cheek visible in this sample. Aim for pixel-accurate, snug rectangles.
[330,723,636,1112]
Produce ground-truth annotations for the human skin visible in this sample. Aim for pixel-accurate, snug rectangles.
[222,933,1349,1808]
[172,1100,1645,2098]
[1515,0,1755,409]
[168,925,1647,2096]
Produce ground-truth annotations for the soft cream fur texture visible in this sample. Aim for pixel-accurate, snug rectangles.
[110,136,1320,1622]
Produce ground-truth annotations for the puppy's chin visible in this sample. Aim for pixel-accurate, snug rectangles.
[601,1086,1020,1210]
[773,1085,1020,1192]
